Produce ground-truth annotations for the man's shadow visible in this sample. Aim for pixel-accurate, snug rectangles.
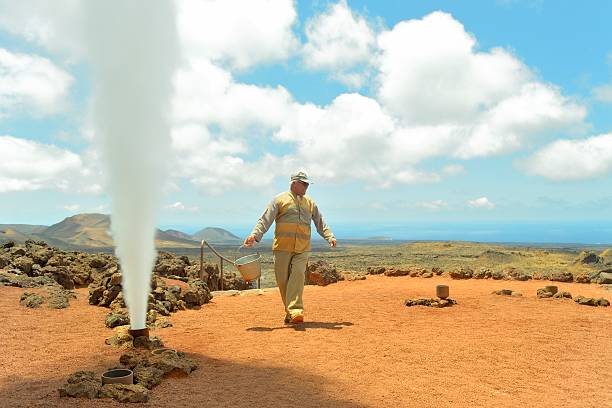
[247,321,353,332]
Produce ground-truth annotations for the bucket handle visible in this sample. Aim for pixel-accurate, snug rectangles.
[236,244,260,261]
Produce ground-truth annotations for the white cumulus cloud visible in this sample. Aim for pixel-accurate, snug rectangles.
[63,204,80,212]
[176,0,299,70]
[522,133,612,181]
[468,197,495,209]
[173,58,293,131]
[375,12,586,158]
[302,0,377,87]
[0,135,82,192]
[0,48,73,117]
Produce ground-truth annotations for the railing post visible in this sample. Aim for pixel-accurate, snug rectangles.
[199,240,204,280]
[220,259,224,291]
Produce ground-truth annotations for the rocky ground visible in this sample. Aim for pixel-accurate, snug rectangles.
[0,240,611,406]
[0,276,611,406]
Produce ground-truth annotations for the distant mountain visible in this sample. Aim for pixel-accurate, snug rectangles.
[0,213,199,249]
[163,229,194,241]
[43,213,111,247]
[191,227,241,243]
[0,224,47,235]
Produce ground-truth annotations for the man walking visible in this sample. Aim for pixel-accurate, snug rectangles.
[244,171,336,324]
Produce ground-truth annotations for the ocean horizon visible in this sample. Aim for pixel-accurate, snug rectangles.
[169,220,612,246]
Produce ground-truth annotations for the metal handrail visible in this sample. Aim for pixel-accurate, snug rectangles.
[199,239,261,290]
[200,240,226,291]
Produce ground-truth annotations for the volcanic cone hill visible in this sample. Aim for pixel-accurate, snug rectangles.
[0,214,243,250]
[191,227,240,243]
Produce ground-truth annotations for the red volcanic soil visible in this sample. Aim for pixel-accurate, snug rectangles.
[1,275,611,407]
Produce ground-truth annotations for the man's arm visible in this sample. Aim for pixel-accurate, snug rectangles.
[312,204,336,248]
[244,199,279,246]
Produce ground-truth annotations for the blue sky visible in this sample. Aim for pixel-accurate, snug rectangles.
[0,0,610,243]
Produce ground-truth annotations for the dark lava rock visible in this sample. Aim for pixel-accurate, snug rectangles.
[384,267,410,277]
[404,297,457,308]
[99,383,149,403]
[106,312,130,328]
[473,267,492,279]
[366,266,386,275]
[574,295,597,306]
[133,335,164,349]
[548,271,574,283]
[46,266,75,289]
[306,260,341,286]
[179,279,212,308]
[58,371,101,399]
[596,271,612,284]
[575,250,603,265]
[537,285,558,298]
[13,256,33,275]
[20,291,44,308]
[431,267,444,276]
[449,266,472,280]
[89,256,108,269]
[504,267,530,281]
[47,286,76,309]
[133,365,164,389]
[493,289,513,296]
[148,350,198,376]
[596,297,610,307]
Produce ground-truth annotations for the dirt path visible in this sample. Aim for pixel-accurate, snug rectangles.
[1,276,611,407]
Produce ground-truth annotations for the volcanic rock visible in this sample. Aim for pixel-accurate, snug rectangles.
[47,286,76,309]
[366,266,386,275]
[133,365,164,389]
[306,260,341,286]
[504,267,530,281]
[574,295,597,306]
[596,271,612,284]
[58,371,101,399]
[106,311,130,328]
[473,267,492,279]
[99,384,149,403]
[552,291,572,299]
[20,291,44,308]
[384,267,409,277]
[404,297,457,307]
[575,250,603,265]
[449,266,473,279]
[548,271,574,283]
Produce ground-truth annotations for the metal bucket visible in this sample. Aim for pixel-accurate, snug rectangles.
[235,253,261,282]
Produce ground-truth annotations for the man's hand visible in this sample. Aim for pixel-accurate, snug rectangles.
[244,234,256,247]
[329,238,337,248]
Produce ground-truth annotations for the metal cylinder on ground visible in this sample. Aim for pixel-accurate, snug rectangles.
[436,285,449,299]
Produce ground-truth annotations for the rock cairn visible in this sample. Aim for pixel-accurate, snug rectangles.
[404,297,457,308]
[58,348,198,403]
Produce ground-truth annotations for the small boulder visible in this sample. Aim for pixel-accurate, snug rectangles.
[574,295,597,306]
[552,291,572,299]
[99,383,149,403]
[133,365,164,389]
[58,371,101,399]
[305,260,341,286]
[449,266,472,279]
[366,266,386,275]
[20,291,44,308]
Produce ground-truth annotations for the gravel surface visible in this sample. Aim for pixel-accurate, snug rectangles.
[1,275,611,407]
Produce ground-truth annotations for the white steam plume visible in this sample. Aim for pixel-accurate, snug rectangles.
[83,1,179,330]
